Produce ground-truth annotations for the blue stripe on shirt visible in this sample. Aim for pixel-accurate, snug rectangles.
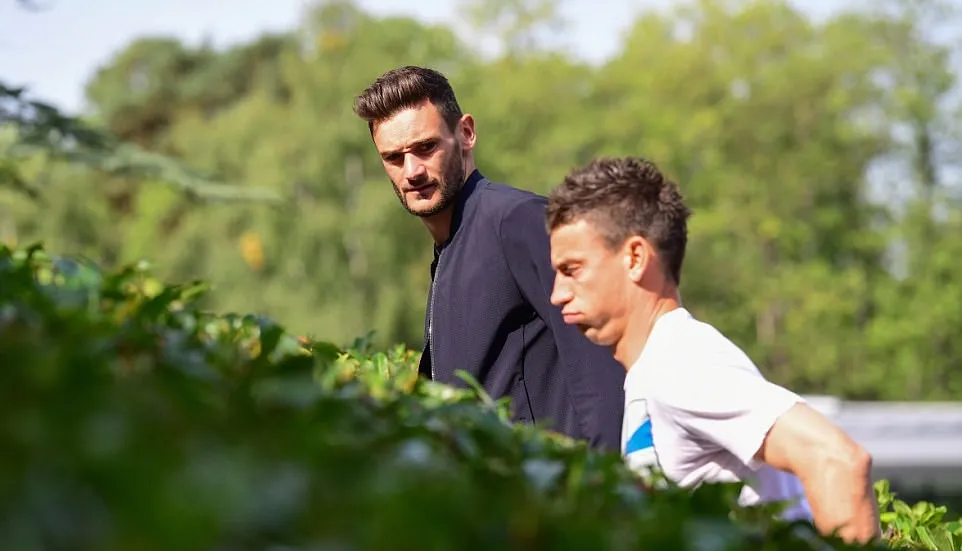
[625,419,653,454]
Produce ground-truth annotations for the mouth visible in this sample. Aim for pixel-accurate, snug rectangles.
[561,312,584,325]
[406,183,437,195]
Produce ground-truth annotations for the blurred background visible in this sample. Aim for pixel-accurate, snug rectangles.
[2,0,961,511]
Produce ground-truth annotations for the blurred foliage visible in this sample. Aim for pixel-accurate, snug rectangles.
[3,0,960,401]
[3,0,961,547]
[1,0,960,400]
[0,83,283,203]
[0,243,959,550]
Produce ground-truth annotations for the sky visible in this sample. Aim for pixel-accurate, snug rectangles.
[0,0,849,116]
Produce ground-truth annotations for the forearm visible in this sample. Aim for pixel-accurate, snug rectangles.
[746,403,882,544]
[803,449,880,544]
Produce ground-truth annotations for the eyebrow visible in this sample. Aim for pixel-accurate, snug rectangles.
[552,258,578,271]
[380,137,439,159]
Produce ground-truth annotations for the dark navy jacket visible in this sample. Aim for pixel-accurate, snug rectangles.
[418,169,626,452]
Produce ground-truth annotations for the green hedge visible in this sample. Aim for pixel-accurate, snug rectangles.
[1,244,959,551]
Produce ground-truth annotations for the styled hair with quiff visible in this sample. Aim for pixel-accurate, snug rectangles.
[353,65,463,133]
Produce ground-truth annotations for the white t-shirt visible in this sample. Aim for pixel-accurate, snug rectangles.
[621,307,813,522]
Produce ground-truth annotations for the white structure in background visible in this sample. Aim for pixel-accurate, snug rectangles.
[804,395,962,499]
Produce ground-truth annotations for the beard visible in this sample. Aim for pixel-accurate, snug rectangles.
[391,148,465,218]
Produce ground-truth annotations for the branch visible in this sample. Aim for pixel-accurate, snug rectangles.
[0,82,284,204]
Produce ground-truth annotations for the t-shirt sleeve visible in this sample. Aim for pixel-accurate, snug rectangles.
[653,359,806,469]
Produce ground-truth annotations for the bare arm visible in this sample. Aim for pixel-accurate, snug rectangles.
[755,403,881,544]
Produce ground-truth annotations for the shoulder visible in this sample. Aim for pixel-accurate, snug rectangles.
[640,310,770,404]
[652,310,759,374]
[467,180,548,242]
[474,180,546,216]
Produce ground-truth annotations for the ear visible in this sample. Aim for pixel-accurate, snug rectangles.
[458,114,477,152]
[624,236,650,283]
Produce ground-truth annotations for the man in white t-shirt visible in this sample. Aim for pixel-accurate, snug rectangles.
[544,156,880,545]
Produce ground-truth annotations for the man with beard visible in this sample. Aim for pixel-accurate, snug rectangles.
[352,66,626,451]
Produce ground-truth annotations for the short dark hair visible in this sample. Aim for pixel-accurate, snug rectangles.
[353,65,463,133]
[546,156,692,285]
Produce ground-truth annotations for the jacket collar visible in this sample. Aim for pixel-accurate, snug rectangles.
[434,168,484,256]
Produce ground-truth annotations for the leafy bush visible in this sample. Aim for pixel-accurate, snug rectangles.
[876,481,962,550]
[0,244,958,550]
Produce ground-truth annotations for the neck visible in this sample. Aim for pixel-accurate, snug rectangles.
[423,158,478,246]
[424,210,454,245]
[613,287,681,371]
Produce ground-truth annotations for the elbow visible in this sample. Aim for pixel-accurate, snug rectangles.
[817,440,872,482]
[841,441,872,482]
[808,442,880,543]
[851,445,873,480]
[802,439,877,529]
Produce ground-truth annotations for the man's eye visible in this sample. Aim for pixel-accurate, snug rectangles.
[417,142,436,154]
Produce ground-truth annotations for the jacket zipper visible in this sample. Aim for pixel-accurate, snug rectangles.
[426,248,445,381]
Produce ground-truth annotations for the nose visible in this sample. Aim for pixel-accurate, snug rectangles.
[403,153,427,182]
[550,275,571,308]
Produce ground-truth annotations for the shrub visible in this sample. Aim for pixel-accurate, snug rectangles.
[0,244,958,550]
